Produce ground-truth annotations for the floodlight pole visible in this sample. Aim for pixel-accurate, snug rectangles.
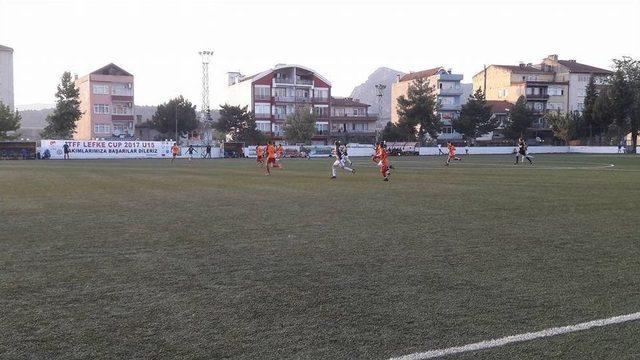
[375,83,386,142]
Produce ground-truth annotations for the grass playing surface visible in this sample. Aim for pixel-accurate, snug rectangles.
[2,154,640,359]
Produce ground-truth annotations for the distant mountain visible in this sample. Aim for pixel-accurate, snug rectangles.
[16,103,55,111]
[350,67,405,129]
[460,83,473,105]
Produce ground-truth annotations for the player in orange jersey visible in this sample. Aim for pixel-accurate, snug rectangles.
[372,141,391,181]
[445,142,461,166]
[256,144,264,166]
[170,143,179,164]
[276,144,284,167]
[265,141,281,175]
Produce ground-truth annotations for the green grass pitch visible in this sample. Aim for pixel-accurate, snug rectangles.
[2,154,640,359]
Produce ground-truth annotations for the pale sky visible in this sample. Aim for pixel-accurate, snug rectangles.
[1,0,639,109]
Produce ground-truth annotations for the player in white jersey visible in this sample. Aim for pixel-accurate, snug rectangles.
[330,141,356,179]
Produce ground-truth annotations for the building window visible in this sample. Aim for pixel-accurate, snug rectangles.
[93,84,109,94]
[578,75,590,82]
[111,83,133,96]
[256,121,271,132]
[254,86,271,100]
[548,87,564,96]
[526,87,532,95]
[498,89,507,98]
[93,104,110,114]
[442,125,453,134]
[254,103,271,115]
[314,89,328,100]
[94,124,112,133]
[313,106,328,117]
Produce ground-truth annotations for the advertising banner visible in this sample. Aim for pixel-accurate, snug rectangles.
[40,140,173,159]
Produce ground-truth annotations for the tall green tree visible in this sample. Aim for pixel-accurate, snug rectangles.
[214,104,252,140]
[380,121,409,142]
[284,105,316,144]
[452,89,497,141]
[544,111,577,145]
[609,56,640,152]
[592,91,614,144]
[41,71,82,139]
[503,96,534,140]
[213,104,266,145]
[396,77,439,144]
[150,96,198,141]
[582,76,599,140]
[0,102,21,140]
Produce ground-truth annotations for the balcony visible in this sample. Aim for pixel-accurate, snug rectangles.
[274,96,295,102]
[438,103,461,111]
[255,94,271,101]
[296,79,314,86]
[295,97,312,103]
[437,73,463,82]
[438,87,464,96]
[255,113,272,120]
[112,115,134,121]
[330,130,376,135]
[274,78,294,85]
[313,97,329,103]
[274,113,288,120]
[526,93,550,100]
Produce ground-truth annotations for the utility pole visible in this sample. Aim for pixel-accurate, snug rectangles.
[175,101,178,145]
[375,84,386,142]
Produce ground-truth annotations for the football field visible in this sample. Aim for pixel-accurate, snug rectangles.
[2,154,640,359]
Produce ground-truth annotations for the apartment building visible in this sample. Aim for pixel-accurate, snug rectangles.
[0,45,14,110]
[390,67,465,141]
[226,64,335,144]
[74,63,135,140]
[539,54,612,112]
[330,97,378,141]
[474,56,612,123]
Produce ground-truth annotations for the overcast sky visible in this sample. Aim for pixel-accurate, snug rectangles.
[1,0,639,108]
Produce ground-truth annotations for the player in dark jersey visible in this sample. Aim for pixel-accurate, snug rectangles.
[514,138,533,165]
[330,141,356,179]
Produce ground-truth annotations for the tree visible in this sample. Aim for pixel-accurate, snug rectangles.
[592,91,614,144]
[237,113,266,146]
[41,71,82,139]
[609,56,640,152]
[582,76,599,141]
[284,105,316,144]
[452,89,497,141]
[503,96,534,140]
[396,77,439,144]
[214,104,252,141]
[150,96,198,141]
[0,102,21,140]
[544,111,577,145]
[380,121,409,142]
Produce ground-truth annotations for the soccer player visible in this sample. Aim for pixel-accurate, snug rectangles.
[62,143,70,160]
[170,143,179,163]
[373,141,391,181]
[514,138,534,165]
[205,144,212,159]
[445,142,461,166]
[265,141,281,175]
[330,140,356,179]
[342,144,353,167]
[186,145,197,162]
[276,144,284,167]
[256,144,264,166]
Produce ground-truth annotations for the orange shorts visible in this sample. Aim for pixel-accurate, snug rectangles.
[257,155,263,162]
[267,157,276,164]
[380,164,389,174]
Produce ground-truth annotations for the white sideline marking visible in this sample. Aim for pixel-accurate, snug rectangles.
[389,312,640,360]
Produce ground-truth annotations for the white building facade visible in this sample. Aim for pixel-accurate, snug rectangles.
[0,45,14,110]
